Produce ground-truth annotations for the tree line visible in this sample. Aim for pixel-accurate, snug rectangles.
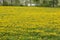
[0,0,59,7]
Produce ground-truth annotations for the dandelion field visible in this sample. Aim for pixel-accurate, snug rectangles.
[0,6,60,40]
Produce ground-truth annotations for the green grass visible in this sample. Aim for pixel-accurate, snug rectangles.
[0,6,60,40]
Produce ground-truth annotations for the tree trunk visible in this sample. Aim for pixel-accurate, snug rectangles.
[11,0,13,6]
[53,0,55,7]
[3,0,4,6]
[30,0,31,6]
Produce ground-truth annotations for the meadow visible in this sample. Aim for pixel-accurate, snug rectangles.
[0,6,60,40]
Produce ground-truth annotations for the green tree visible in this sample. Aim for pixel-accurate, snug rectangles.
[52,0,58,7]
[42,0,49,7]
[0,1,2,5]
[33,0,40,6]
[3,0,8,6]
[15,0,20,6]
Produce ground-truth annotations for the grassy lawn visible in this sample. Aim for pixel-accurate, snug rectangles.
[0,6,60,40]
